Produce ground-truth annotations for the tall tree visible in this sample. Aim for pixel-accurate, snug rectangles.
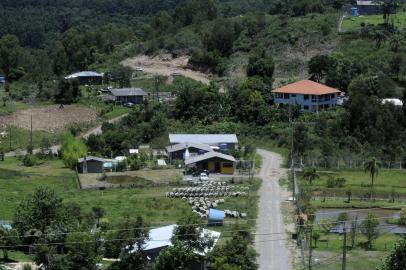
[0,35,22,81]
[360,213,379,250]
[208,233,257,270]
[364,157,381,187]
[246,47,275,84]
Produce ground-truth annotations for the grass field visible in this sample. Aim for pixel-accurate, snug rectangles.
[0,158,259,227]
[309,233,401,270]
[301,168,406,198]
[342,12,406,32]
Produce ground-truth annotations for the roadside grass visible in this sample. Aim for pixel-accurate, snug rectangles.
[311,198,406,209]
[300,168,406,198]
[312,250,387,270]
[310,233,399,270]
[342,12,406,32]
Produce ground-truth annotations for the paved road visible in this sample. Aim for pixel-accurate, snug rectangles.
[255,149,291,270]
[5,113,128,157]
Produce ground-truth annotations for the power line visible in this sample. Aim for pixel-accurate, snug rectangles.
[1,212,403,240]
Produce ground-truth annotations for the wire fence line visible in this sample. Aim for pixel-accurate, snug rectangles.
[299,158,404,170]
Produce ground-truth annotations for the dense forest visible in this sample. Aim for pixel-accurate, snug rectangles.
[0,0,406,165]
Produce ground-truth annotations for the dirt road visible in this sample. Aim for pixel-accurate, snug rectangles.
[255,149,291,270]
[121,54,211,85]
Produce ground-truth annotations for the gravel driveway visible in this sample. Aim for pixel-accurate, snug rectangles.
[255,149,291,270]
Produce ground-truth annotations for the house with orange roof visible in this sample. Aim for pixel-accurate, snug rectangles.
[272,80,341,112]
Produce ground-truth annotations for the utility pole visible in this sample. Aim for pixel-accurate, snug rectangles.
[342,224,347,270]
[8,125,11,151]
[30,114,33,154]
[308,225,313,270]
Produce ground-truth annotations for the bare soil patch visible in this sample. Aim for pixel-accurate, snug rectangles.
[0,105,97,132]
[121,54,211,85]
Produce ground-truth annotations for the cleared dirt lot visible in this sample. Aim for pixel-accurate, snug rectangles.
[121,54,211,85]
[0,105,97,132]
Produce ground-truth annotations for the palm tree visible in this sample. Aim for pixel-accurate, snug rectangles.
[364,157,381,187]
[303,167,320,185]
[389,33,405,52]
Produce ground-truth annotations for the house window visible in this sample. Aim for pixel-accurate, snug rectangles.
[303,105,309,110]
[291,94,296,98]
[283,93,289,99]
[312,95,317,102]
[304,95,309,100]
[331,94,335,99]
[222,162,233,168]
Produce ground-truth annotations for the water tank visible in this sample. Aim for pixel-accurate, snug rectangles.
[351,7,358,16]
[208,209,225,225]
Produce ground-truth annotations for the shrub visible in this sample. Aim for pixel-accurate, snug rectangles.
[326,177,346,188]
[22,154,37,167]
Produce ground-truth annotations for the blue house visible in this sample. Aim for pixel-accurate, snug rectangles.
[0,76,5,86]
[356,1,382,15]
[272,80,341,112]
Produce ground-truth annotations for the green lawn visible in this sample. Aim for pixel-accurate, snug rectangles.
[342,12,406,32]
[310,232,400,270]
[301,168,406,198]
[0,158,259,227]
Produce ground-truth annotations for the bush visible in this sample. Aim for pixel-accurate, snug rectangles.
[22,154,37,167]
[326,177,346,188]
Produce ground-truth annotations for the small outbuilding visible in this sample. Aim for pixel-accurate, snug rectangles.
[65,71,103,85]
[77,156,114,174]
[109,88,148,105]
[0,76,5,86]
[185,152,236,174]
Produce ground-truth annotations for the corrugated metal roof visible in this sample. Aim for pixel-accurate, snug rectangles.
[169,134,238,144]
[77,156,113,163]
[110,88,148,97]
[65,71,103,79]
[272,80,340,95]
[165,143,213,153]
[132,224,221,254]
[185,152,236,165]
[357,0,381,6]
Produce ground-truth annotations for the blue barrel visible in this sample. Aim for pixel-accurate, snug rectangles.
[208,209,225,225]
[351,7,358,16]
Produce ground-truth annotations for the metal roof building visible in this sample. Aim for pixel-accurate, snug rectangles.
[166,142,214,154]
[185,151,236,165]
[65,71,103,79]
[109,88,148,97]
[131,224,221,256]
[169,134,238,145]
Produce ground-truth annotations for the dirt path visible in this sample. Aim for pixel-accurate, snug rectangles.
[121,54,211,85]
[255,149,291,270]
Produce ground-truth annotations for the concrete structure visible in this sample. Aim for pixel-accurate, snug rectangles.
[130,224,221,269]
[109,88,148,105]
[65,71,103,85]
[169,134,238,150]
[356,1,383,15]
[166,142,213,163]
[185,152,236,174]
[272,80,341,112]
[77,156,114,173]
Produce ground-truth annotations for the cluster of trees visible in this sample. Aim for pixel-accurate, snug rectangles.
[1,187,257,270]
